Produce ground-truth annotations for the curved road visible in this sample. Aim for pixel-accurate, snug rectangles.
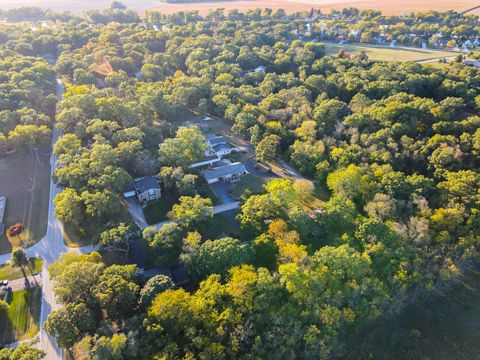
[0,79,239,359]
[0,79,95,360]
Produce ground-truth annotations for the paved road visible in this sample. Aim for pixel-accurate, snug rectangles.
[0,79,95,359]
[4,273,41,292]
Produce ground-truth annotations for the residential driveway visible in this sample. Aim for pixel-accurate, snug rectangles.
[210,182,234,204]
[276,159,305,180]
[4,273,41,291]
[244,158,278,179]
[125,198,148,229]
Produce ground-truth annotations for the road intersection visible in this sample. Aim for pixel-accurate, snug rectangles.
[0,79,240,359]
[0,79,94,359]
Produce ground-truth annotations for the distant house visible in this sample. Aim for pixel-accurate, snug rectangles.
[464,58,480,68]
[202,162,248,184]
[123,177,161,205]
[205,135,236,158]
[183,121,210,133]
[254,66,266,73]
[194,122,210,133]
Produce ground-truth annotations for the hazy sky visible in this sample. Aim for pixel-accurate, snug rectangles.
[0,0,161,12]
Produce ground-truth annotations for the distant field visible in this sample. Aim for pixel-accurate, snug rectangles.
[2,0,480,15]
[325,43,461,62]
[146,0,480,16]
[0,150,51,254]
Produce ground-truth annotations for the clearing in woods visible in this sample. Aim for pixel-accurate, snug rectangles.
[324,43,462,62]
[0,150,51,255]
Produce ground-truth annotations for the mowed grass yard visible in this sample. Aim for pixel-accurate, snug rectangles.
[230,175,268,199]
[0,258,42,281]
[0,150,51,254]
[0,287,42,344]
[325,43,460,62]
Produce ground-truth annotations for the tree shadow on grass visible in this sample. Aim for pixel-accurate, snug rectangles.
[0,290,15,344]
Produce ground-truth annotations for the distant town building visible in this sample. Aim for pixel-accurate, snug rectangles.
[123,177,161,206]
[202,162,248,184]
[464,58,480,68]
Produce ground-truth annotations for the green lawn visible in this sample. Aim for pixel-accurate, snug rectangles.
[63,223,93,248]
[0,287,42,344]
[0,150,51,254]
[63,200,132,247]
[202,210,240,240]
[168,110,205,128]
[143,196,177,225]
[325,43,460,62]
[229,175,268,199]
[197,179,222,205]
[0,258,42,281]
[144,188,221,225]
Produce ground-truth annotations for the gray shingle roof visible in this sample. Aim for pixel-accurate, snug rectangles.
[212,143,231,152]
[207,136,227,147]
[134,177,160,193]
[203,162,246,181]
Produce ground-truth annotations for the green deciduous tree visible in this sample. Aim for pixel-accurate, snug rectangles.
[146,223,183,267]
[168,195,214,230]
[196,237,253,278]
[158,126,207,167]
[256,134,281,163]
[139,275,174,308]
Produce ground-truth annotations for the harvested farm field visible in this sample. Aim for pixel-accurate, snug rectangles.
[145,0,480,16]
[3,0,480,16]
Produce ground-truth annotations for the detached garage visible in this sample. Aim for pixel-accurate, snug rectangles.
[123,183,136,199]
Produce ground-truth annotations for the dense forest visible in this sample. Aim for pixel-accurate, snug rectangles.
[0,4,479,359]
